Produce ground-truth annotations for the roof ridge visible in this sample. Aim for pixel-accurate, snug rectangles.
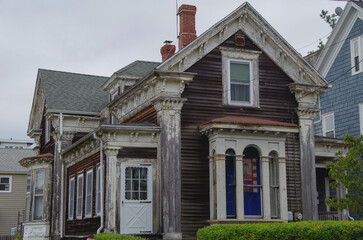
[39,68,109,79]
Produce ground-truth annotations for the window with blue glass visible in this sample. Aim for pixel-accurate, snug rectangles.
[225,149,236,218]
[243,147,262,216]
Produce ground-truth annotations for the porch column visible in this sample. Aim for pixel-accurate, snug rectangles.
[261,156,271,219]
[235,155,244,219]
[104,147,120,233]
[289,84,323,221]
[154,98,184,240]
[215,154,226,220]
[278,157,288,221]
[52,131,74,239]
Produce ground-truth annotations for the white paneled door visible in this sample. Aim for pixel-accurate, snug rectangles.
[120,164,152,234]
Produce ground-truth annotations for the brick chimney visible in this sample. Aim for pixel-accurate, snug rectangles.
[160,40,176,62]
[178,4,197,49]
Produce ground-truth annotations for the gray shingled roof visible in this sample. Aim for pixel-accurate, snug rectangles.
[39,69,109,113]
[353,1,363,8]
[0,148,35,174]
[115,60,160,78]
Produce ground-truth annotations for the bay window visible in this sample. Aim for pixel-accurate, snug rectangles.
[33,169,45,220]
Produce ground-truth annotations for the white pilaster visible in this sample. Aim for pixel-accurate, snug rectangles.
[235,155,244,219]
[104,147,120,233]
[261,156,271,219]
[215,154,226,219]
[278,157,288,221]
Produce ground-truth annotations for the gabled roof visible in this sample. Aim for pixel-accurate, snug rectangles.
[315,1,363,77]
[39,69,109,113]
[157,2,327,87]
[0,148,35,174]
[115,60,160,77]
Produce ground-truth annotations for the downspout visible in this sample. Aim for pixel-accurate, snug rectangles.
[93,132,104,234]
[59,113,64,238]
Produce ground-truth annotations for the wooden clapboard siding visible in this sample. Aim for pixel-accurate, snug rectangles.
[179,32,300,238]
[65,152,101,236]
[0,174,26,235]
[118,147,157,159]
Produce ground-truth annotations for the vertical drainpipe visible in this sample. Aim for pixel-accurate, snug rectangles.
[93,132,104,234]
[59,113,64,238]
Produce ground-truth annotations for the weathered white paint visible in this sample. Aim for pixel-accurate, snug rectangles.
[23,222,50,240]
[261,156,271,219]
[278,157,288,221]
[104,147,120,233]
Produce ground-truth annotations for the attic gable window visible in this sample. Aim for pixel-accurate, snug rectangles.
[220,47,261,107]
[351,36,363,75]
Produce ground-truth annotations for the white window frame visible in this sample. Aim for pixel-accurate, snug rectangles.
[322,112,335,138]
[68,177,75,220]
[220,47,260,108]
[85,169,93,218]
[0,176,12,193]
[96,166,101,216]
[350,36,363,75]
[359,103,363,135]
[33,169,45,221]
[76,173,84,219]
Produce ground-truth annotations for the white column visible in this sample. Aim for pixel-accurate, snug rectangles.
[209,155,215,220]
[104,147,120,233]
[215,154,226,219]
[278,157,288,221]
[235,155,244,219]
[261,156,270,219]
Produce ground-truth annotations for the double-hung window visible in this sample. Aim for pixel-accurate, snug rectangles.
[0,176,11,192]
[229,60,252,103]
[68,177,75,220]
[76,173,84,219]
[322,112,335,138]
[221,47,260,107]
[33,169,45,220]
[96,166,101,216]
[351,36,363,75]
[85,170,93,218]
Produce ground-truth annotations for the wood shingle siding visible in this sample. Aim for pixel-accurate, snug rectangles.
[179,32,300,238]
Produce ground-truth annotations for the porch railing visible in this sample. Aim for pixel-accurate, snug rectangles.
[318,211,339,221]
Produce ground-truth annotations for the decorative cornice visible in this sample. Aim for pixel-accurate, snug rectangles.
[110,71,195,123]
[19,153,54,168]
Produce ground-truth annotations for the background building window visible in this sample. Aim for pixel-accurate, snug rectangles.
[322,112,335,137]
[85,170,93,217]
[0,176,11,192]
[351,36,362,75]
[68,177,75,220]
[76,173,84,219]
[33,169,45,220]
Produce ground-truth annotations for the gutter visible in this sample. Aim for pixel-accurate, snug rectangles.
[59,113,64,238]
[93,133,104,234]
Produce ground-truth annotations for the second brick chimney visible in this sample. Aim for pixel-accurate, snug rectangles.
[160,40,176,62]
[178,4,197,50]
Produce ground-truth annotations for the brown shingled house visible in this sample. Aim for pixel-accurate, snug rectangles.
[20,3,344,240]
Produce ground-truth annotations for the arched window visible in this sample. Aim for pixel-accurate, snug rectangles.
[243,146,261,216]
[225,149,236,218]
[269,151,279,218]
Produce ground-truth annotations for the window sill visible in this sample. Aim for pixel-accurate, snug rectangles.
[209,218,286,225]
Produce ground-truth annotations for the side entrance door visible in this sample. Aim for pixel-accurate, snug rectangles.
[120,164,152,234]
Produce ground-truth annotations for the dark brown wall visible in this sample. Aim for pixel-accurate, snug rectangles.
[39,109,55,154]
[65,152,101,236]
[179,31,301,238]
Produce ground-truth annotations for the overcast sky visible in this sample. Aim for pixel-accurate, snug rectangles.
[0,0,346,140]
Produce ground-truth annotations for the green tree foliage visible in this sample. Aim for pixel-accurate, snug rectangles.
[326,134,363,218]
[320,10,338,29]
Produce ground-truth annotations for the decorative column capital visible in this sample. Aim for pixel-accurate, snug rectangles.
[288,83,326,107]
[153,97,186,112]
[104,147,120,157]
